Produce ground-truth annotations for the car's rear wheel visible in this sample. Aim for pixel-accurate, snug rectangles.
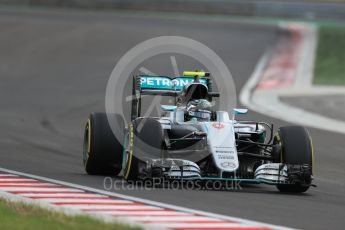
[83,113,124,175]
[274,126,314,193]
[123,118,164,181]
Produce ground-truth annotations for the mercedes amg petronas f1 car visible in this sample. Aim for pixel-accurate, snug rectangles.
[83,71,314,193]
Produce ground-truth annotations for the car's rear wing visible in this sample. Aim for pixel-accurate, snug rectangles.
[130,72,219,120]
[139,75,208,96]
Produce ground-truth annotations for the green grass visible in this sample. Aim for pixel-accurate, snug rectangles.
[314,25,345,85]
[0,198,141,230]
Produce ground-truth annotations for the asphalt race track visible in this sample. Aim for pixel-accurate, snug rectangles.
[1,7,344,230]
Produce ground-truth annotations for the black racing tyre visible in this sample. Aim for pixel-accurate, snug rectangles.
[274,126,314,193]
[123,118,164,181]
[83,113,124,175]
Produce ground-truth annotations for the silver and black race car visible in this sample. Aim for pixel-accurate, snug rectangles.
[83,71,314,193]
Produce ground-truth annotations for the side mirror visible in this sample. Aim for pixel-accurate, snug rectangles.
[161,105,177,111]
[233,108,248,115]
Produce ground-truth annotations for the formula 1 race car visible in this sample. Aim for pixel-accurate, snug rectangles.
[83,71,314,193]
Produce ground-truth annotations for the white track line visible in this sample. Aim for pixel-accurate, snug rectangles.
[83,210,192,216]
[0,178,37,182]
[33,198,133,203]
[0,183,60,186]
[22,193,108,198]
[0,188,82,192]
[150,223,254,228]
[125,216,222,221]
[0,167,293,230]
[58,205,164,210]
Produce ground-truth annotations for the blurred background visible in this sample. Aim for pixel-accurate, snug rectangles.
[0,1,344,230]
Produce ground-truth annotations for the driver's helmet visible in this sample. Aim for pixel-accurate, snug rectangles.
[186,99,213,122]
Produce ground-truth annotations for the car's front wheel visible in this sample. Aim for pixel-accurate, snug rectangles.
[123,118,164,181]
[274,126,314,193]
[83,112,124,175]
